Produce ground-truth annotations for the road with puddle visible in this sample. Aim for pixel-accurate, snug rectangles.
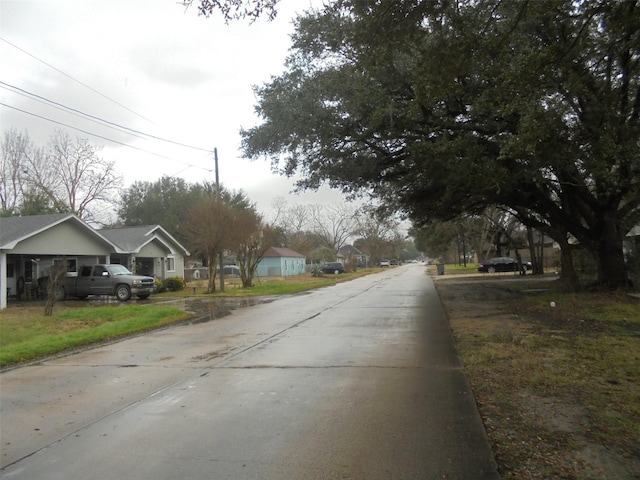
[1,265,499,479]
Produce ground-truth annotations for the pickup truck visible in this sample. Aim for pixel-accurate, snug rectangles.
[57,264,155,301]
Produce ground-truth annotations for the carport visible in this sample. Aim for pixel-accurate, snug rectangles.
[0,214,117,309]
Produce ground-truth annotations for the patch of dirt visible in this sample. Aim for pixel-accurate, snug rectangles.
[433,273,640,480]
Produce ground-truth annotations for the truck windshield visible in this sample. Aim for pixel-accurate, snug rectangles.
[108,265,132,276]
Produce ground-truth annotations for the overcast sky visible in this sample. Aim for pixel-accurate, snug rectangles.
[1,0,350,219]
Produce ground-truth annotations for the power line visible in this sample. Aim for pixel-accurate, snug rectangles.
[1,38,216,176]
[0,37,157,126]
[1,102,214,174]
[0,80,213,152]
[0,101,172,159]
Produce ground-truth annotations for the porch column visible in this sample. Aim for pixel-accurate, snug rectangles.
[0,252,7,310]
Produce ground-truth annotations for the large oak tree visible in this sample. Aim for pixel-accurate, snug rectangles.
[240,0,640,289]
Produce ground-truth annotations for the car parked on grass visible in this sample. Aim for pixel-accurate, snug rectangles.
[380,260,390,267]
[477,257,532,274]
[321,262,345,274]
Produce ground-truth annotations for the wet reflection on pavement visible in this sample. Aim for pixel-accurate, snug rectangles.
[151,296,278,321]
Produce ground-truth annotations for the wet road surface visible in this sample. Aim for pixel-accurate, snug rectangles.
[1,265,500,479]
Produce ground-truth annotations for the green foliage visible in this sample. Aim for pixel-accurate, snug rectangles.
[188,0,279,22]
[163,276,186,292]
[154,277,165,293]
[0,305,191,366]
[241,0,640,288]
[117,176,255,253]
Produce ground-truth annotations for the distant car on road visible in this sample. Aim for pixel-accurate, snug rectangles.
[477,257,532,274]
[379,260,390,267]
[321,262,345,274]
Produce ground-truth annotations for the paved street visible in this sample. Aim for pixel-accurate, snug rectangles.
[1,265,500,479]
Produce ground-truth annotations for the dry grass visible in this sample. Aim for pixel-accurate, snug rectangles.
[434,274,640,480]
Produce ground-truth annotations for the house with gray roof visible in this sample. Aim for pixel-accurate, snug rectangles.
[99,225,189,279]
[0,214,189,309]
[256,247,306,277]
[337,244,369,268]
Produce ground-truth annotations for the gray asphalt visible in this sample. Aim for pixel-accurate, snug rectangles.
[0,265,500,479]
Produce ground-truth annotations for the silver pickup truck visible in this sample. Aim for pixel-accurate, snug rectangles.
[59,264,155,301]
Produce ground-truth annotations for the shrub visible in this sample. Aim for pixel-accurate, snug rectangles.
[154,277,165,293]
[164,276,185,292]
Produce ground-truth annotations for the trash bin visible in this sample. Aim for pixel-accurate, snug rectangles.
[436,263,445,275]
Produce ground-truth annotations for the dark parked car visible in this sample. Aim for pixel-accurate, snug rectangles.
[321,262,345,274]
[477,257,532,274]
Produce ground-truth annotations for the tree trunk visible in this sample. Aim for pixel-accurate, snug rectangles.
[207,250,217,294]
[526,228,536,274]
[558,245,581,291]
[595,216,629,290]
[44,261,67,316]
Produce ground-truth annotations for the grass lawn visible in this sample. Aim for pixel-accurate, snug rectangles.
[0,304,192,367]
[160,267,382,297]
[433,271,640,479]
[0,268,382,368]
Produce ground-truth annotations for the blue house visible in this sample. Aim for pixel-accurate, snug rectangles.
[256,247,306,277]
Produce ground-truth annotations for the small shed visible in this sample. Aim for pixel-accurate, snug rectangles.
[256,247,306,277]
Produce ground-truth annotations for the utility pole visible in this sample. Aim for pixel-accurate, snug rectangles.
[215,148,225,292]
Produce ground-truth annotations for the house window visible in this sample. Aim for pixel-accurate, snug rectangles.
[54,258,77,275]
[166,257,175,272]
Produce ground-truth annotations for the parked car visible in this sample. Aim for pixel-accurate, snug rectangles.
[380,259,390,267]
[49,264,155,301]
[321,262,345,274]
[223,265,241,276]
[477,257,532,274]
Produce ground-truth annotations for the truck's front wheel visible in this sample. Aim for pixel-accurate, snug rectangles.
[115,284,131,301]
[54,285,66,301]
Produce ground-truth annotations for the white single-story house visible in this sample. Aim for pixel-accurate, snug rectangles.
[0,214,189,309]
[99,225,189,280]
[256,247,306,277]
[338,245,369,267]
